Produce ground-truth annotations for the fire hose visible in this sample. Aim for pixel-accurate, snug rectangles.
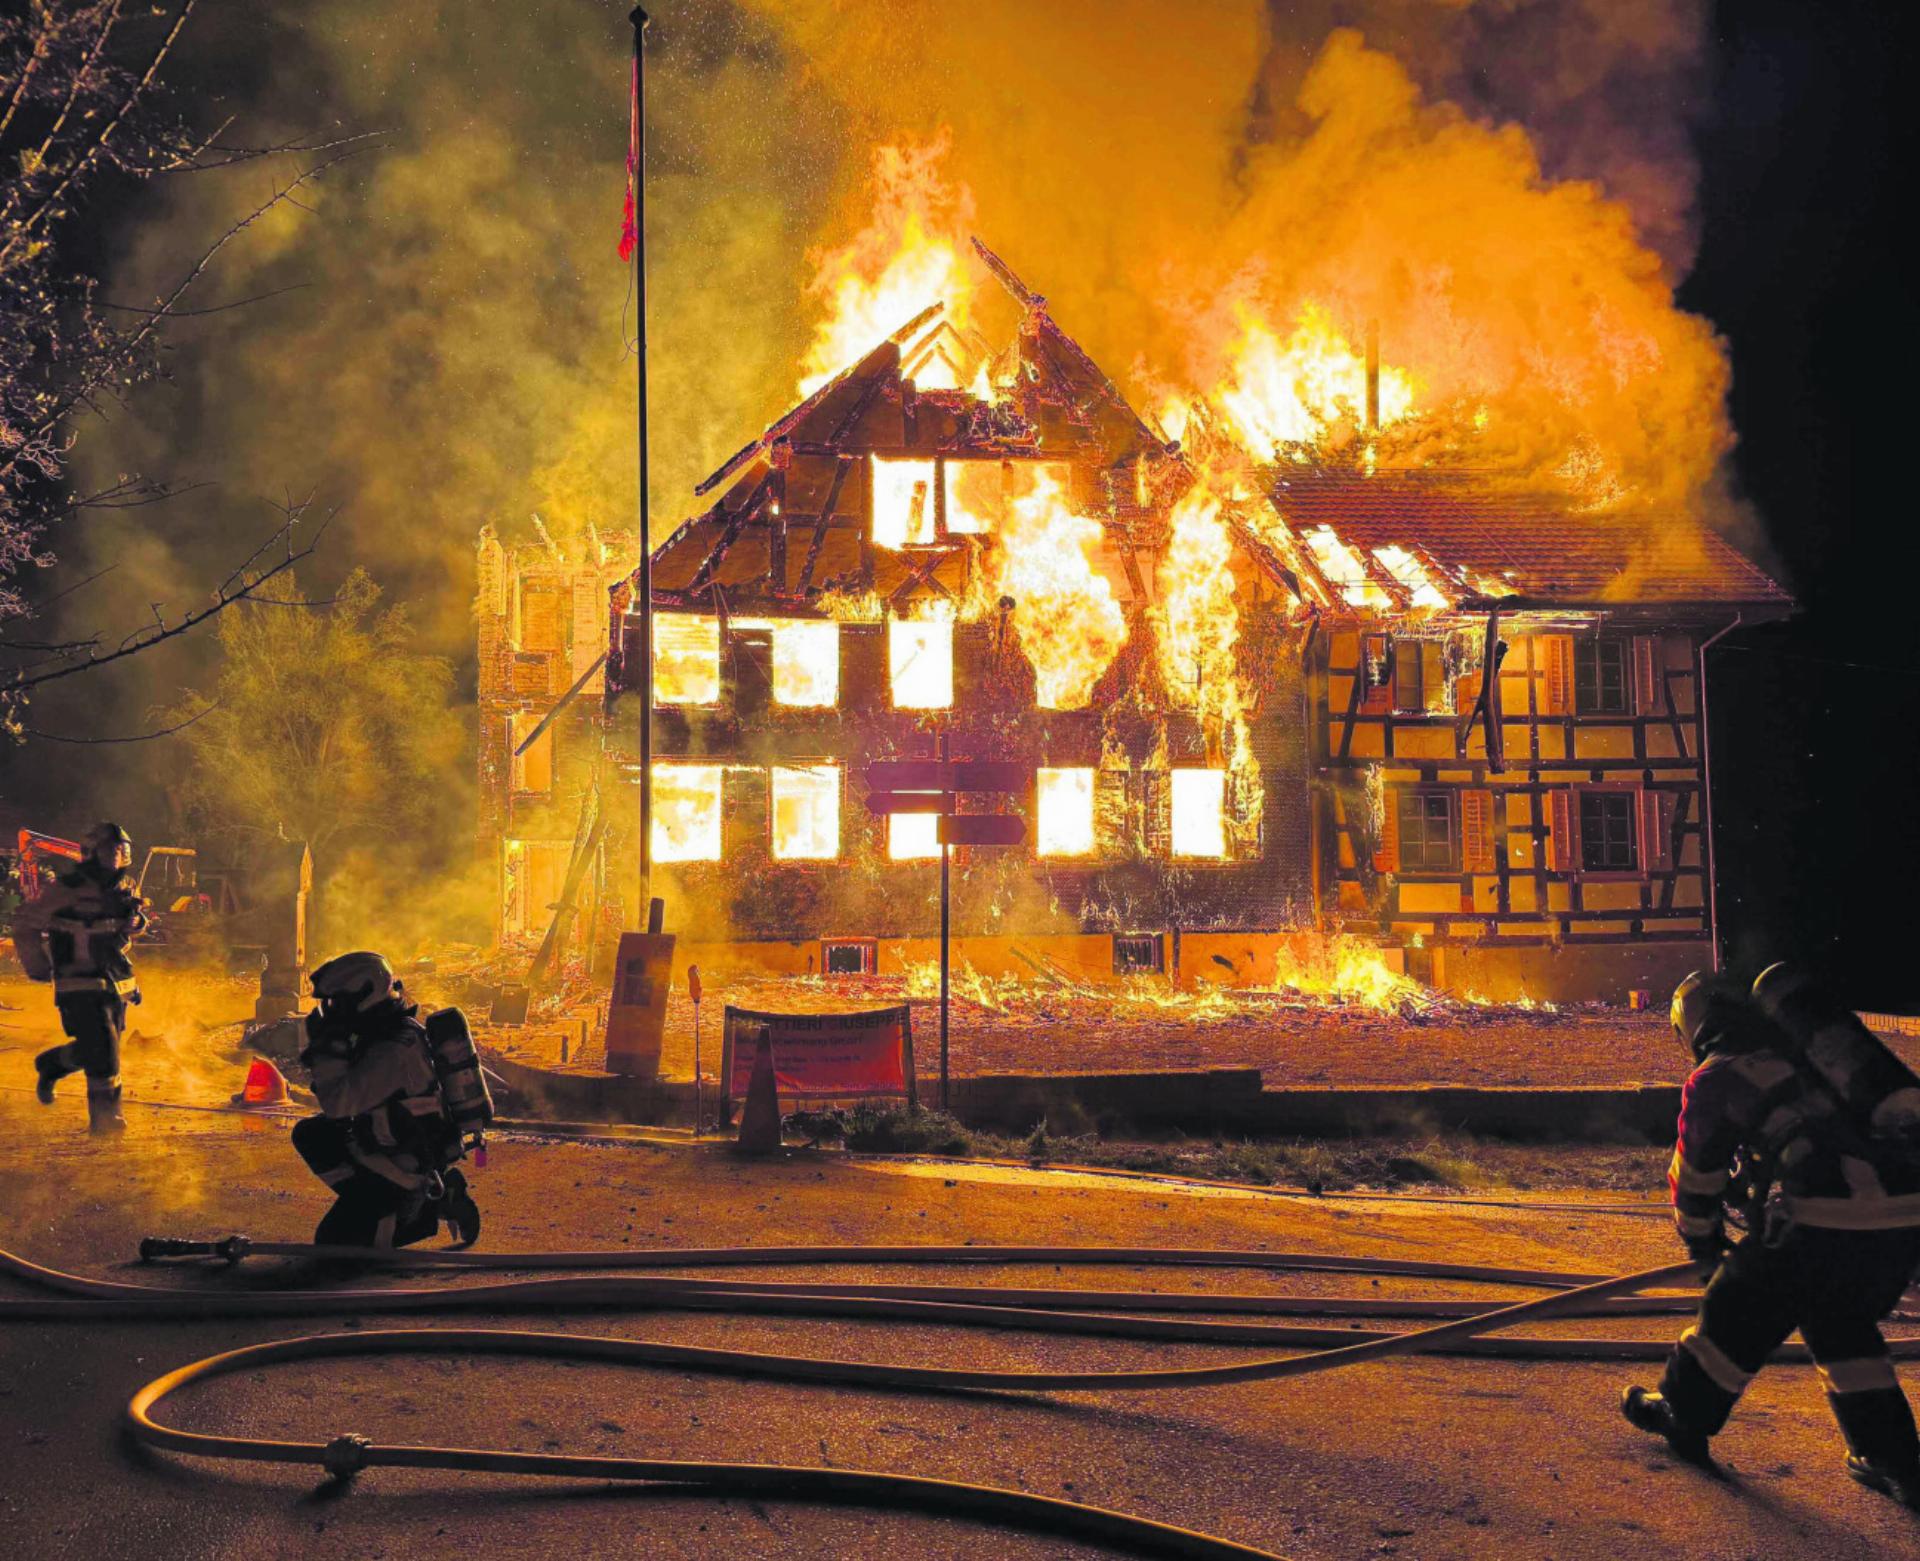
[0,1239,1769,1559]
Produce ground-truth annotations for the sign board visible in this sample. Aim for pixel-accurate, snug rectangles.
[864,790,956,816]
[604,931,675,1076]
[862,760,1027,793]
[721,1004,916,1111]
[938,814,1026,847]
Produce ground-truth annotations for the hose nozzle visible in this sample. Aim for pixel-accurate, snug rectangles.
[138,1234,251,1264]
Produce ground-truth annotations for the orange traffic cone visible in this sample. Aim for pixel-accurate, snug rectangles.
[733,1030,781,1156]
[232,1056,290,1108]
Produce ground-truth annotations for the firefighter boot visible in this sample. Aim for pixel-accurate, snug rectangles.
[1846,1456,1920,1508]
[1621,1386,1713,1465]
[86,1080,126,1135]
[34,1045,78,1104]
[439,1167,482,1249]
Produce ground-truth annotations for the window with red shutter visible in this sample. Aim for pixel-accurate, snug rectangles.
[1547,787,1577,872]
[1374,788,1402,874]
[1539,636,1576,715]
[1462,790,1496,873]
[1632,636,1662,716]
[1639,787,1677,873]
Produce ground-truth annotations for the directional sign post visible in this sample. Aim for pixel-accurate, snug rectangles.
[861,743,1027,1110]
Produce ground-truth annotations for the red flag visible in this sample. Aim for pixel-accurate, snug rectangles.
[618,58,639,262]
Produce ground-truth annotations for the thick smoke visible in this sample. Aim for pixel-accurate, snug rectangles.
[10,0,1732,915]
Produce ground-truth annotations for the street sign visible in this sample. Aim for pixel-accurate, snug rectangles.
[862,759,1027,793]
[938,814,1027,846]
[863,790,958,816]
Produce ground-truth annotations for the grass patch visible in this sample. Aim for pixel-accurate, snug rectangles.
[782,1106,1655,1195]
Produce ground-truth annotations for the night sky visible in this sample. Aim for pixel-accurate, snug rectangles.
[1684,2,1918,1008]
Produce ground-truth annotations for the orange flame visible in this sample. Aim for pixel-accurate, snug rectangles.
[799,138,976,396]
[988,467,1129,710]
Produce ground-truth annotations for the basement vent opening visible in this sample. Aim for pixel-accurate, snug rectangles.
[1112,934,1164,975]
[822,938,878,977]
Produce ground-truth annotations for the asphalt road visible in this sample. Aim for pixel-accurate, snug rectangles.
[2,1018,1917,1559]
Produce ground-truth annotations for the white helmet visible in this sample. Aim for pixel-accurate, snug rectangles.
[309,950,396,1014]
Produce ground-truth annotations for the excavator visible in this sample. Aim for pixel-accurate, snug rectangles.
[10,830,241,970]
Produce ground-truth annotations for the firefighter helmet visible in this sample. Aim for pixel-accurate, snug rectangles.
[86,822,132,850]
[1750,961,1822,1024]
[309,951,396,1015]
[1671,970,1745,1061]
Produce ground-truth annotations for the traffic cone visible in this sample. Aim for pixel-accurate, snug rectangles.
[232,1057,290,1108]
[733,1030,781,1155]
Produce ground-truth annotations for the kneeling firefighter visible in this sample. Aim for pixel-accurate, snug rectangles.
[291,951,493,1249]
[31,823,148,1134]
[1623,965,1920,1506]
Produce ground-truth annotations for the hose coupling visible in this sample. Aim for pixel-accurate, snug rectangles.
[138,1236,216,1261]
[321,1432,374,1480]
[215,1235,252,1265]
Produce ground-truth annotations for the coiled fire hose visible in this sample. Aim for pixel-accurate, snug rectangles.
[0,1239,1768,1558]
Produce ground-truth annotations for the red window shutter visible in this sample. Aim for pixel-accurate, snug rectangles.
[1547,788,1576,872]
[1455,668,1482,717]
[1374,790,1401,874]
[1540,636,1575,716]
[1461,790,1497,873]
[1640,788,1676,873]
[1632,636,1661,715]
[1421,642,1445,714]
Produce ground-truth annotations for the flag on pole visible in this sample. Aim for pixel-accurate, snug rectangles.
[618,57,639,262]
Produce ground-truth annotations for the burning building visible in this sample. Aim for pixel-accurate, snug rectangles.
[485,238,1784,1006]
[476,522,634,946]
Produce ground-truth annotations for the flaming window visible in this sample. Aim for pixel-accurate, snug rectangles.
[1170,769,1228,859]
[652,764,724,862]
[771,765,840,860]
[889,618,953,708]
[772,621,839,706]
[944,459,1003,534]
[653,615,721,705]
[888,812,941,860]
[1036,768,1096,857]
[871,456,938,548]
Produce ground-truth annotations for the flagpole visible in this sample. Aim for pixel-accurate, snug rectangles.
[629,6,654,924]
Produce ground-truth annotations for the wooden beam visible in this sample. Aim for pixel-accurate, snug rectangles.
[798,456,854,596]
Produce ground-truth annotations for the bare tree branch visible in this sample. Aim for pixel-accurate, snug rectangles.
[20,695,218,744]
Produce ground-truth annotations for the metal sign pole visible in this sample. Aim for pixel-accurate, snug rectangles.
[629,6,654,920]
[938,729,951,1113]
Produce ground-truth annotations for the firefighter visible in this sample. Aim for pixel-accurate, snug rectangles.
[290,950,483,1249]
[1622,966,1920,1506]
[32,823,147,1134]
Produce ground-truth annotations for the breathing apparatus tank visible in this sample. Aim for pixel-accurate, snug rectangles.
[424,1006,494,1139]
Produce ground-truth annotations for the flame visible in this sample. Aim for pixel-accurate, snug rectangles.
[1169,768,1227,857]
[871,455,938,548]
[799,138,976,396]
[887,606,954,708]
[888,811,941,860]
[988,466,1128,709]
[1208,303,1417,460]
[1154,482,1260,845]
[771,764,840,860]
[652,764,724,862]
[771,620,839,706]
[652,614,720,704]
[1036,766,1096,857]
[1271,935,1432,1012]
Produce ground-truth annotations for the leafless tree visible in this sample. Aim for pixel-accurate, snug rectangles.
[0,0,373,733]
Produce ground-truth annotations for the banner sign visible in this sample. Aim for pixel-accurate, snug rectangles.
[721,1004,916,1110]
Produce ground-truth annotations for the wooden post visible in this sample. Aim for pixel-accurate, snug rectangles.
[630,7,655,921]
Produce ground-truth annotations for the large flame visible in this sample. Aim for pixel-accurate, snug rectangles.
[989,467,1128,710]
[1207,303,1417,459]
[1154,482,1261,842]
[1272,935,1433,1012]
[798,138,976,396]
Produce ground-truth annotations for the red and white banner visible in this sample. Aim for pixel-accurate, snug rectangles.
[722,1004,916,1108]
